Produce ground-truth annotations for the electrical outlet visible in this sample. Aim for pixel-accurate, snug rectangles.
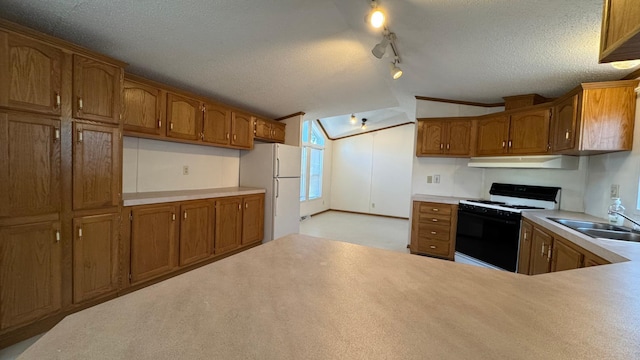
[610,184,619,198]
[183,165,189,175]
[434,175,441,184]
[427,176,433,183]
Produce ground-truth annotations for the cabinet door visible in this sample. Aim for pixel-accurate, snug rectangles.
[123,79,164,135]
[509,108,551,154]
[166,93,201,141]
[0,221,61,331]
[517,220,533,274]
[446,120,472,156]
[475,115,509,155]
[242,195,264,245]
[254,118,271,139]
[73,55,121,124]
[552,95,579,152]
[72,123,120,210]
[215,197,242,254]
[202,103,231,145]
[0,112,61,218]
[179,201,213,266]
[0,32,62,115]
[130,205,178,284]
[551,238,583,272]
[231,111,253,149]
[599,0,640,62]
[528,228,553,275]
[72,214,118,303]
[271,121,286,143]
[417,120,445,155]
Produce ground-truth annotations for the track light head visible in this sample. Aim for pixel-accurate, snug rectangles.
[389,60,403,80]
[350,114,357,124]
[371,36,390,59]
[365,1,385,28]
[361,118,368,130]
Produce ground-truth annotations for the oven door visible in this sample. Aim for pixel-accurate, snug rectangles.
[455,208,520,272]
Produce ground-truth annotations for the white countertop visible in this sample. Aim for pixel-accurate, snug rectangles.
[122,187,266,206]
[411,194,474,205]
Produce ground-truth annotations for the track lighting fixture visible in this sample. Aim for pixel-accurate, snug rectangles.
[365,1,385,28]
[390,57,403,80]
[361,118,368,130]
[371,32,390,59]
[350,114,357,124]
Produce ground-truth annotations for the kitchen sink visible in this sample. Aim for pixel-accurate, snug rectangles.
[547,218,629,232]
[577,229,640,242]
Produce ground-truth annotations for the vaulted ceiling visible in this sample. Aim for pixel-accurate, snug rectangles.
[1,0,635,138]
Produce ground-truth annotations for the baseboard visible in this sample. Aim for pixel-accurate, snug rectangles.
[327,209,409,220]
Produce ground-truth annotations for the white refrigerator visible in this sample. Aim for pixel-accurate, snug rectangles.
[239,143,301,242]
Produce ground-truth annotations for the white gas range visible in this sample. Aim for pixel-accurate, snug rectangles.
[455,183,561,271]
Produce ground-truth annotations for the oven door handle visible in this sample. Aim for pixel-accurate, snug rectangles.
[458,210,520,226]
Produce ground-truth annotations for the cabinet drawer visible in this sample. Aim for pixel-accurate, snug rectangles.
[417,213,451,225]
[418,202,452,215]
[415,239,451,258]
[417,223,450,242]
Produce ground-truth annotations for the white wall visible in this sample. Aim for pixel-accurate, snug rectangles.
[584,92,640,221]
[411,100,503,198]
[331,124,414,218]
[123,137,240,193]
[280,114,303,147]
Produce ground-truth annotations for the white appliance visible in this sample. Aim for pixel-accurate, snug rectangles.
[240,143,302,242]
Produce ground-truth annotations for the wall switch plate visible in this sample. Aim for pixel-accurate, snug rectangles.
[183,165,189,175]
[434,175,440,184]
[427,176,433,183]
[610,184,619,198]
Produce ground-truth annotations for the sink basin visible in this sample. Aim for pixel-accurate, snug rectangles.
[578,229,640,242]
[547,218,629,232]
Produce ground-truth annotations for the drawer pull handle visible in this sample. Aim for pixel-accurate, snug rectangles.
[158,119,162,128]
[432,219,438,222]
[432,208,439,212]
[430,245,437,249]
[430,231,437,235]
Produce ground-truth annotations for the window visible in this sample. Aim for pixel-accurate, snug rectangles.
[300,120,325,201]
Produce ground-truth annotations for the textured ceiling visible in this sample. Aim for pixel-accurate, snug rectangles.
[0,0,635,138]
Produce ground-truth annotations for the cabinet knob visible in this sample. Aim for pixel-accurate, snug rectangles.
[541,244,545,256]
[55,230,61,243]
[183,211,187,220]
[53,128,60,142]
[502,140,506,149]
[238,203,241,211]
[245,203,249,209]
[158,119,162,128]
[523,231,528,241]
[78,228,83,238]
[172,213,176,221]
[226,133,230,139]
[446,144,450,150]
[78,97,83,110]
[169,122,174,130]
[77,130,83,143]
[508,140,512,149]
[565,129,570,140]
[233,134,237,140]
[547,247,552,261]
[440,143,443,150]
[55,93,61,109]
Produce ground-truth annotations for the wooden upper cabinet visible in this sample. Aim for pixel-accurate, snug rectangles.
[0,220,61,331]
[72,213,118,304]
[231,111,254,149]
[0,31,62,115]
[254,118,271,139]
[551,237,584,272]
[447,119,473,156]
[552,95,579,152]
[517,220,534,275]
[416,120,445,155]
[123,79,164,135]
[166,92,202,141]
[130,204,178,284]
[73,55,121,124]
[508,107,551,155]
[476,115,510,156]
[179,201,213,266]
[552,81,638,155]
[254,118,286,143]
[72,123,121,210]
[215,197,242,254]
[528,228,552,275]
[271,121,286,143]
[242,194,264,245]
[0,112,61,218]
[599,0,640,62]
[202,102,231,146]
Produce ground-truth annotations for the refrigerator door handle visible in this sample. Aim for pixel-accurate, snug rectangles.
[275,178,280,217]
[276,178,280,198]
[276,158,280,177]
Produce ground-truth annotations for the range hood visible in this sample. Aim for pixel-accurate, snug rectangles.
[468,155,579,169]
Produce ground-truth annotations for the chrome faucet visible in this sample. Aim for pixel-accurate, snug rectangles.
[608,210,640,231]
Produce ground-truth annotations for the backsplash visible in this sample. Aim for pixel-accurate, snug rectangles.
[123,137,240,193]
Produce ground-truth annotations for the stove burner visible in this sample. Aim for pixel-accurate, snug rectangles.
[464,200,544,210]
[467,200,506,205]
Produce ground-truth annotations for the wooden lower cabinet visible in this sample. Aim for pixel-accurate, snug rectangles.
[72,214,119,303]
[519,219,611,275]
[0,221,62,331]
[179,201,213,266]
[242,195,264,245]
[410,201,456,260]
[130,204,178,284]
[215,197,243,254]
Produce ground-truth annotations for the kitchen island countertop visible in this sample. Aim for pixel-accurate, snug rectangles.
[18,231,640,359]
